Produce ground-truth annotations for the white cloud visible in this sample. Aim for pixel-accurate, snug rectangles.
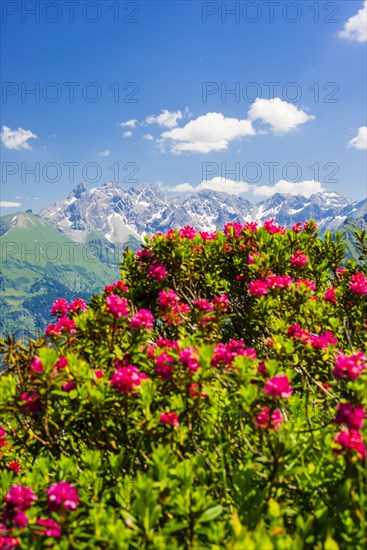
[143,134,154,140]
[248,98,315,134]
[0,201,22,207]
[252,180,323,198]
[347,126,367,149]
[167,177,250,195]
[161,112,255,153]
[122,131,133,138]
[339,1,367,42]
[119,119,138,128]
[146,109,183,129]
[1,125,37,150]
[98,149,110,157]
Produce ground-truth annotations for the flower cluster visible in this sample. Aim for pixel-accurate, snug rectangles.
[255,407,283,430]
[349,271,367,295]
[290,251,308,268]
[264,376,293,398]
[160,411,180,427]
[130,309,154,331]
[147,262,168,281]
[51,298,87,316]
[333,352,366,380]
[110,365,148,394]
[105,295,130,319]
[46,482,79,513]
[158,289,190,325]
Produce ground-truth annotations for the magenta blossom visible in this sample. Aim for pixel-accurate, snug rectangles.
[179,226,196,240]
[50,298,69,317]
[5,485,37,511]
[264,375,293,398]
[334,429,366,459]
[255,407,283,430]
[30,356,44,374]
[46,482,79,513]
[179,347,200,372]
[36,518,61,537]
[147,262,168,281]
[105,294,129,319]
[290,251,308,268]
[333,352,366,381]
[62,381,77,392]
[0,427,6,447]
[130,309,154,330]
[160,411,180,427]
[155,352,175,380]
[248,280,268,297]
[110,365,147,394]
[324,287,337,304]
[349,271,367,295]
[68,298,87,313]
[335,403,365,430]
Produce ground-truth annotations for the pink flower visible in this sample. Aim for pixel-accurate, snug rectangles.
[324,287,337,304]
[19,392,42,413]
[7,462,21,474]
[224,222,243,238]
[266,275,292,290]
[179,347,200,372]
[147,262,168,281]
[68,298,87,313]
[112,280,129,292]
[46,482,79,512]
[36,518,61,537]
[333,352,366,381]
[5,485,37,511]
[158,289,178,309]
[212,294,229,311]
[334,429,366,459]
[105,294,129,318]
[193,299,214,312]
[130,309,154,330]
[264,375,293,398]
[56,316,76,334]
[136,249,151,261]
[292,222,303,232]
[95,370,103,379]
[243,221,258,233]
[296,278,315,292]
[248,280,268,297]
[263,219,286,235]
[199,231,217,241]
[0,426,6,447]
[30,356,44,374]
[160,411,180,427]
[54,356,68,370]
[255,407,283,430]
[335,403,365,429]
[45,323,61,336]
[311,332,338,349]
[290,251,308,268]
[62,381,76,392]
[110,365,147,394]
[180,226,196,240]
[50,298,69,317]
[155,352,175,380]
[349,271,367,295]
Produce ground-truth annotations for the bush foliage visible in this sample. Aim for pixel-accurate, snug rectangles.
[0,221,366,549]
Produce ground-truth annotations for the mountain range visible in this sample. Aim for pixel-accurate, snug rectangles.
[39,182,366,245]
[1,182,366,341]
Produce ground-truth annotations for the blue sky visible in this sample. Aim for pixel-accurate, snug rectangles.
[1,0,366,214]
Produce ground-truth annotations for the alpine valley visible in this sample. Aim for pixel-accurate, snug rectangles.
[1,182,366,340]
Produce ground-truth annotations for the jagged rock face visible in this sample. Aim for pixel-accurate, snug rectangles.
[39,183,365,245]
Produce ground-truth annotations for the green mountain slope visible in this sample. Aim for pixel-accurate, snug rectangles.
[0,212,118,340]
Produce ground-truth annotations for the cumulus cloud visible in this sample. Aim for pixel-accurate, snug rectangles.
[1,125,37,150]
[119,119,138,128]
[146,109,183,128]
[252,180,324,198]
[248,98,315,134]
[347,126,367,149]
[161,112,255,153]
[143,134,154,140]
[167,177,250,195]
[339,1,367,42]
[122,131,133,138]
[98,149,110,157]
[0,201,22,207]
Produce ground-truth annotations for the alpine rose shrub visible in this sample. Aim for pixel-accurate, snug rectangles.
[0,219,366,549]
